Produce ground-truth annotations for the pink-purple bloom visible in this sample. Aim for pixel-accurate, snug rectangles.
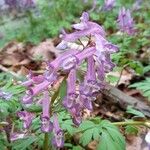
[41,91,53,133]
[52,114,64,148]
[103,0,115,11]
[117,7,135,35]
[20,11,119,148]
[17,111,35,129]
[63,69,77,109]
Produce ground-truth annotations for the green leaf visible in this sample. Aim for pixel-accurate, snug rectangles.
[11,136,37,150]
[72,146,83,150]
[126,106,145,117]
[106,75,119,84]
[125,125,138,135]
[97,120,125,150]
[79,128,94,146]
[61,119,75,135]
[79,120,95,131]
[129,78,150,100]
[143,65,150,73]
[92,127,100,140]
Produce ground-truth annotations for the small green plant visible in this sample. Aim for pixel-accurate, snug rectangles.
[129,78,150,100]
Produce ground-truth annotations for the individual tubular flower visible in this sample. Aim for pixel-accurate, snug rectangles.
[95,34,118,56]
[103,0,115,11]
[22,75,44,87]
[22,71,57,105]
[41,91,53,132]
[47,49,79,72]
[84,56,100,92]
[117,7,135,35]
[63,69,77,109]
[69,103,83,126]
[79,57,98,111]
[52,114,64,148]
[17,111,34,129]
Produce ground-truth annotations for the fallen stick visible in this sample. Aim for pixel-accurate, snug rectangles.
[101,84,150,118]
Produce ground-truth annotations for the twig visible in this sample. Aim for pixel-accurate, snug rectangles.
[101,84,150,117]
[78,39,85,49]
[112,120,150,128]
[0,64,20,78]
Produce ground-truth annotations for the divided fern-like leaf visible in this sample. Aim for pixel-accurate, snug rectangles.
[78,120,125,150]
[97,120,125,150]
[129,78,150,100]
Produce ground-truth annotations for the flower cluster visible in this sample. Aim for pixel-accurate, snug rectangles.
[117,7,135,35]
[20,12,118,148]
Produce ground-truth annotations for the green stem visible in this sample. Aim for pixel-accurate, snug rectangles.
[112,121,150,128]
[43,133,49,150]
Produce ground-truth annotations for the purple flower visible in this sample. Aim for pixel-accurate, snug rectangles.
[117,7,135,35]
[94,33,117,74]
[22,71,57,105]
[22,90,33,105]
[80,93,93,111]
[28,73,57,96]
[17,111,34,129]
[69,103,82,126]
[41,91,53,133]
[61,12,105,42]
[96,61,105,81]
[63,69,78,108]
[10,132,26,141]
[20,11,119,146]
[48,49,79,72]
[103,0,115,11]
[84,56,100,92]
[22,75,45,87]
[52,114,64,148]
[61,46,96,71]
